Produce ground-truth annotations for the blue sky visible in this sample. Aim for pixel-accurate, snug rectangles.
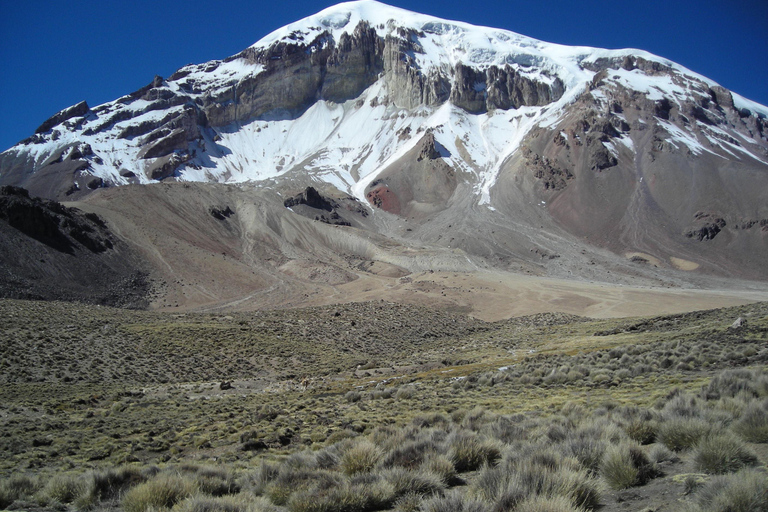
[1,0,766,152]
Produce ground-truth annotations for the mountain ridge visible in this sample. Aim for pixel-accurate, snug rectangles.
[0,0,767,312]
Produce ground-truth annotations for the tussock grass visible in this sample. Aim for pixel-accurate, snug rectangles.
[692,433,758,474]
[684,468,768,512]
[0,474,40,508]
[122,473,198,512]
[340,439,383,475]
[657,417,712,452]
[732,400,768,443]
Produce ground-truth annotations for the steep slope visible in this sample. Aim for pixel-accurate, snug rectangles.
[1,0,767,290]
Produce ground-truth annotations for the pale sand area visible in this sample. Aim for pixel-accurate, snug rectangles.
[275,269,768,322]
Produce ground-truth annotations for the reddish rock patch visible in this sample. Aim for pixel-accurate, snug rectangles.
[366,185,401,215]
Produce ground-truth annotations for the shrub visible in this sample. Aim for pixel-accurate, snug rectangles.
[600,445,638,490]
[381,467,446,497]
[625,417,657,445]
[515,495,587,512]
[121,473,198,512]
[287,477,395,512]
[344,390,362,403]
[239,461,280,496]
[395,386,416,400]
[421,453,459,486]
[648,444,677,464]
[692,433,758,475]
[265,468,337,506]
[38,473,87,505]
[421,490,490,512]
[564,435,605,474]
[77,466,146,509]
[175,494,253,512]
[0,474,41,508]
[732,401,768,443]
[657,417,711,451]
[394,492,423,512]
[447,431,502,472]
[600,442,656,490]
[686,468,768,512]
[380,438,439,469]
[340,439,383,475]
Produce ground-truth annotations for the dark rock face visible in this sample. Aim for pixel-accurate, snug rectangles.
[209,206,235,220]
[35,101,90,134]
[0,185,113,254]
[523,147,573,190]
[685,213,726,241]
[284,186,338,211]
[284,187,363,226]
[0,186,150,308]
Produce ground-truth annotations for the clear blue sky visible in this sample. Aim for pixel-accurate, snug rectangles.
[1,0,766,152]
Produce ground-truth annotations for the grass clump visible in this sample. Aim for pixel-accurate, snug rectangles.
[37,472,87,505]
[600,442,657,489]
[732,401,768,443]
[121,473,197,512]
[692,433,758,474]
[657,417,711,452]
[516,495,587,512]
[0,474,41,508]
[340,439,383,475]
[446,431,502,472]
[684,468,768,512]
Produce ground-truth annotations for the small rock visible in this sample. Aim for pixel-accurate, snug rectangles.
[730,317,746,329]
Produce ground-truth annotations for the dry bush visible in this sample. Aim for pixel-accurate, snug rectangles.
[516,495,587,512]
[446,430,502,472]
[121,472,198,512]
[692,432,758,475]
[380,467,446,497]
[684,468,768,512]
[340,439,383,475]
[0,474,41,508]
[37,473,88,505]
[657,417,711,452]
[421,490,490,512]
[600,442,657,489]
[732,400,768,443]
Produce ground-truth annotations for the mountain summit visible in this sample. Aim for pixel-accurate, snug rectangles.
[1,1,767,309]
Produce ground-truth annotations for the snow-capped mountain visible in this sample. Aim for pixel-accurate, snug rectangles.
[2,0,768,297]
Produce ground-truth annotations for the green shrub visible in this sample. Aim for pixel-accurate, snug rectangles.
[175,494,253,512]
[381,467,445,497]
[658,417,711,451]
[121,473,198,512]
[600,445,638,490]
[340,439,383,475]
[648,444,677,464]
[421,453,458,486]
[421,490,490,512]
[686,468,768,512]
[38,473,87,505]
[564,436,605,474]
[516,495,587,512]
[394,386,416,400]
[0,474,41,508]
[600,443,657,490]
[287,477,395,512]
[446,431,502,472]
[693,433,758,475]
[394,492,423,512]
[732,401,768,443]
[266,468,338,506]
[625,417,657,445]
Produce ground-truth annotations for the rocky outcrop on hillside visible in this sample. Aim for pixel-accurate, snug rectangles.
[0,186,151,307]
